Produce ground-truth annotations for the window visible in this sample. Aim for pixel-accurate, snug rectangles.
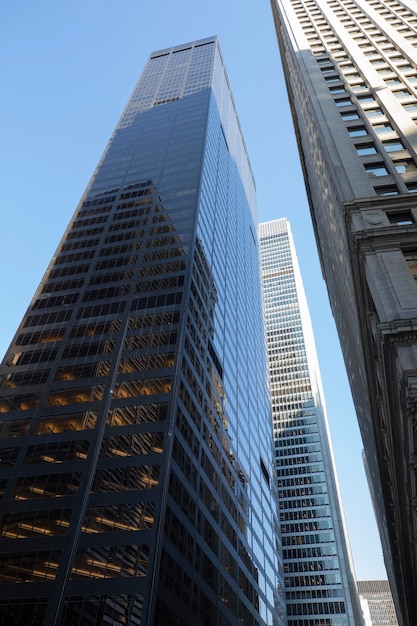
[356,144,377,155]
[351,84,367,92]
[344,72,360,80]
[373,122,393,133]
[341,112,360,121]
[365,164,389,176]
[335,98,352,107]
[387,211,414,224]
[349,127,367,137]
[357,95,375,104]
[312,45,325,53]
[382,140,405,152]
[393,90,412,98]
[403,102,417,113]
[365,108,383,117]
[374,185,398,196]
[395,160,417,174]
[389,55,404,63]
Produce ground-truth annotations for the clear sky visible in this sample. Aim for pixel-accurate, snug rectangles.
[0,1,387,580]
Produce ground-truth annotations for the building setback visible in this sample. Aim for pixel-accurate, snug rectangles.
[269,0,417,623]
[259,218,363,626]
[0,38,286,626]
[358,580,399,625]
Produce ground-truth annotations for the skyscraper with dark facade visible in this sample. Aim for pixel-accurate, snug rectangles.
[259,218,363,626]
[0,37,286,626]
[269,0,417,624]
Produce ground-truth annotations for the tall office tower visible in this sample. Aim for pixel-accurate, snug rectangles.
[269,0,417,623]
[358,580,399,625]
[259,218,363,626]
[0,37,286,626]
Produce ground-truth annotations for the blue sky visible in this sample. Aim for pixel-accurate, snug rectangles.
[1,1,386,579]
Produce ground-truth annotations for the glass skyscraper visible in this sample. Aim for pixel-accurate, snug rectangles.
[269,0,417,623]
[259,218,363,626]
[0,37,286,626]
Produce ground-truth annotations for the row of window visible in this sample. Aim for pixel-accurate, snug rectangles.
[286,601,346,615]
[295,0,417,194]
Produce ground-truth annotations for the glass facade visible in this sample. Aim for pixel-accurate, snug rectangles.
[259,219,363,626]
[0,38,285,626]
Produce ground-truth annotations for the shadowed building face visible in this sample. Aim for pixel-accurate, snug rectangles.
[269,1,417,624]
[0,38,286,626]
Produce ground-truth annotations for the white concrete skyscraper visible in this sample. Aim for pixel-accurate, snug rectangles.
[358,580,399,625]
[259,218,363,626]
